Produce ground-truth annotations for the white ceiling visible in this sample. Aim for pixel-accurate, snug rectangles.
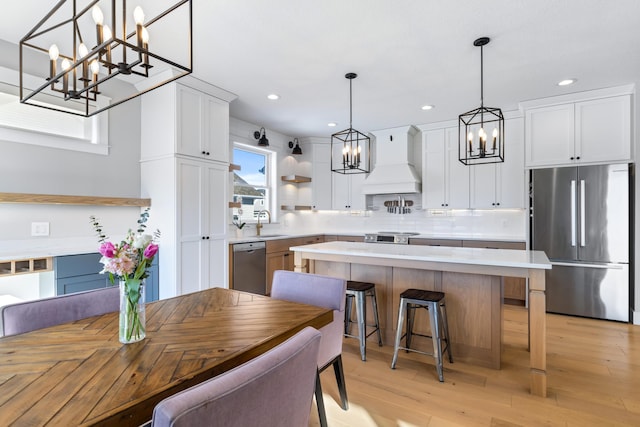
[2,0,640,138]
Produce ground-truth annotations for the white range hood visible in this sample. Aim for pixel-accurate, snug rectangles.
[362,125,421,195]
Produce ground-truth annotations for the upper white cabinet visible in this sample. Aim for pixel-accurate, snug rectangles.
[141,80,233,163]
[422,127,469,209]
[524,88,632,168]
[177,85,230,162]
[310,143,332,210]
[332,173,366,210]
[330,141,366,210]
[470,117,526,209]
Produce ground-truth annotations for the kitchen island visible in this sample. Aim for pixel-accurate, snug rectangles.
[290,241,551,397]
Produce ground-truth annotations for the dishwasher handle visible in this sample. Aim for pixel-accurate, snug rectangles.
[233,241,266,252]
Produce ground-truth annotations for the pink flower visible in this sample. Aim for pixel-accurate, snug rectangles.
[144,243,159,259]
[99,241,116,258]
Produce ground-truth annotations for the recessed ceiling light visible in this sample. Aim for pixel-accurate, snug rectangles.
[558,79,577,86]
[421,104,434,110]
[267,94,279,100]
[328,122,337,127]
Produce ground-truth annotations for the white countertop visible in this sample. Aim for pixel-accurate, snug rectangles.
[228,232,526,244]
[290,241,551,270]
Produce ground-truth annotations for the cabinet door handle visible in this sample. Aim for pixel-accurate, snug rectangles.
[283,253,289,257]
[576,156,580,160]
[570,156,575,160]
[202,151,206,155]
[496,202,500,206]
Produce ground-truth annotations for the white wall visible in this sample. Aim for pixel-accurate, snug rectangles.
[228,117,295,233]
[0,39,145,257]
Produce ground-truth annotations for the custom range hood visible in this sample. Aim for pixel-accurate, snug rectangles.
[362,125,421,195]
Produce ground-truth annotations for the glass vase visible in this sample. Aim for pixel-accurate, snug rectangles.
[119,278,146,344]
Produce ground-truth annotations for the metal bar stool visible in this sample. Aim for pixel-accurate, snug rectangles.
[344,280,383,361]
[390,288,453,382]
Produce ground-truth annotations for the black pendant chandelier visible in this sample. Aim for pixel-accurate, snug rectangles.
[331,73,370,174]
[19,0,192,117]
[458,37,504,165]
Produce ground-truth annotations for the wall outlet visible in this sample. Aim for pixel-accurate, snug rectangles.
[31,222,50,236]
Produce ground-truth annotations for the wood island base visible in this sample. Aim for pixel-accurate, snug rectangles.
[291,241,551,397]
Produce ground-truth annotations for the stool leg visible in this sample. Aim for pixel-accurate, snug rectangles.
[344,294,353,335]
[355,290,367,361]
[406,303,416,351]
[439,301,453,363]
[370,289,383,347]
[391,297,407,369]
[428,302,444,382]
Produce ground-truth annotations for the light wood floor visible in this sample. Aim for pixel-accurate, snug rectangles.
[310,305,640,426]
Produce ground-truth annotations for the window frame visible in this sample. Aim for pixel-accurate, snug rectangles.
[0,66,109,155]
[232,142,277,224]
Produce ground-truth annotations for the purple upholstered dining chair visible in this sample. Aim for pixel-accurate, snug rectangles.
[151,326,321,427]
[271,270,348,427]
[1,286,119,337]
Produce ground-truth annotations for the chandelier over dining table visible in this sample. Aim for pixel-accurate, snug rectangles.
[19,0,192,117]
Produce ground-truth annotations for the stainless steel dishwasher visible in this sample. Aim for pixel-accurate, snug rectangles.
[232,241,266,295]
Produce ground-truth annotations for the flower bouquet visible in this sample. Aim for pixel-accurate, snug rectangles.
[90,209,160,344]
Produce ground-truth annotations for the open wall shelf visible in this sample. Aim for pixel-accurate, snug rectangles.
[0,193,151,207]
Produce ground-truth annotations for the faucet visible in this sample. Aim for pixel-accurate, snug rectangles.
[255,209,271,236]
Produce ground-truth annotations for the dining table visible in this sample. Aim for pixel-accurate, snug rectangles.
[0,287,333,426]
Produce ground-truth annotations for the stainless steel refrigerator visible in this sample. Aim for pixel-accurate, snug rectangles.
[531,163,632,322]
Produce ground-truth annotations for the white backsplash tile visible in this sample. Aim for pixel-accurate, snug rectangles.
[276,207,527,241]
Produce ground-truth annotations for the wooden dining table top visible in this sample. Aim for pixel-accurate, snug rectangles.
[0,287,333,427]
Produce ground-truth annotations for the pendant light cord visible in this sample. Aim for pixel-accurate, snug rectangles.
[480,44,484,108]
[349,77,353,128]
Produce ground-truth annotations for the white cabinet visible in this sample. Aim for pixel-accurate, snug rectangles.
[422,127,469,209]
[141,80,231,163]
[177,85,230,162]
[575,96,631,164]
[525,93,631,168]
[332,173,366,210]
[177,158,228,295]
[310,143,332,210]
[140,79,236,299]
[525,104,574,167]
[470,117,526,209]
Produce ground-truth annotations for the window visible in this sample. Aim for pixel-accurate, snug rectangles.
[0,66,109,155]
[232,144,276,223]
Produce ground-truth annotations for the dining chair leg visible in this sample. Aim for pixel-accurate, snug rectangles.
[315,370,328,427]
[333,356,349,410]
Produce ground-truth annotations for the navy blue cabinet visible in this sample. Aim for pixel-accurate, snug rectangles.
[54,253,159,302]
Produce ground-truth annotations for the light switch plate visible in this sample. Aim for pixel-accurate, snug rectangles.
[31,222,50,236]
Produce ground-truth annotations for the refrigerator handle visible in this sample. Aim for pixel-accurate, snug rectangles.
[570,180,577,247]
[580,179,586,247]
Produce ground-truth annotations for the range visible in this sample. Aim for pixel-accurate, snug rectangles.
[364,231,419,245]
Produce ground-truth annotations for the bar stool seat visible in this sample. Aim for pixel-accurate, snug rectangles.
[344,280,383,361]
[390,288,453,382]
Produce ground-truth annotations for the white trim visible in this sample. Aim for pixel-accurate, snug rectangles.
[0,66,109,155]
[519,84,635,110]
